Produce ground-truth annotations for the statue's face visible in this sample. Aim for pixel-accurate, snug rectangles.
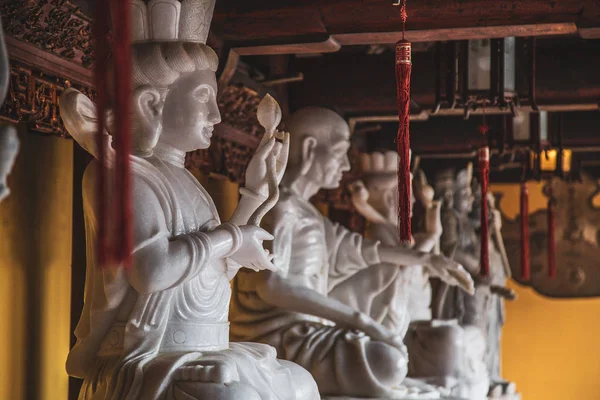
[454,183,474,214]
[161,69,221,152]
[312,133,351,189]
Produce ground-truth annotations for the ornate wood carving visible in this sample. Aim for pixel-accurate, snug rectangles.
[0,60,93,137]
[0,0,93,69]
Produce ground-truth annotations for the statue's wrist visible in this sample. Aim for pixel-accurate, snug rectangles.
[239,187,268,202]
[352,310,369,330]
[219,222,243,257]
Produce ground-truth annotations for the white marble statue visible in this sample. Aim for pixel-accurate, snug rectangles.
[349,152,440,332]
[230,107,474,399]
[59,1,319,399]
[406,319,489,400]
[0,18,19,204]
[470,186,518,400]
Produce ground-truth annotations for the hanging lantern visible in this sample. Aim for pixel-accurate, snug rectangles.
[524,111,573,179]
[433,37,535,118]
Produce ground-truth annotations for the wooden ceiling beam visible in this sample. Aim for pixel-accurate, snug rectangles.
[287,39,600,115]
[213,0,586,51]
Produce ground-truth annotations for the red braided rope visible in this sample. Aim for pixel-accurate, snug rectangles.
[547,182,556,279]
[479,147,490,277]
[520,181,530,280]
[110,0,133,267]
[94,0,110,266]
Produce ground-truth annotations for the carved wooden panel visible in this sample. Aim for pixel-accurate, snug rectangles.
[0,60,93,137]
[501,173,600,298]
[0,0,93,69]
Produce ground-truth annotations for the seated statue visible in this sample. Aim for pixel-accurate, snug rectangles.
[230,107,474,398]
[422,166,516,400]
[60,1,319,399]
[470,184,519,399]
[349,153,441,333]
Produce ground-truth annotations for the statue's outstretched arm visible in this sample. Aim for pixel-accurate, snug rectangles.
[378,245,474,295]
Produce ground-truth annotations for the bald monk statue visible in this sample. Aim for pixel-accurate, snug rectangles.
[230,107,474,399]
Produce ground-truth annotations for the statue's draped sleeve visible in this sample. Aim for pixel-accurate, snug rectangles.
[325,218,381,292]
[440,211,459,257]
[126,166,214,294]
[67,159,214,378]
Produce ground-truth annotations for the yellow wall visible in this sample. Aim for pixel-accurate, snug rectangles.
[494,183,600,400]
[0,126,73,400]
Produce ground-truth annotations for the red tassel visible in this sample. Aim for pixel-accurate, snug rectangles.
[547,182,556,279]
[395,40,412,244]
[479,147,490,277]
[110,0,133,267]
[94,0,111,266]
[520,181,530,280]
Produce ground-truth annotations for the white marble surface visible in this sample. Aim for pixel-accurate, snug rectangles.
[59,1,319,399]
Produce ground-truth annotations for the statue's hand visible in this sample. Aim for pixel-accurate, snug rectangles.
[244,131,290,199]
[353,312,407,353]
[349,180,369,204]
[424,200,443,237]
[230,225,276,272]
[491,208,503,231]
[425,254,475,295]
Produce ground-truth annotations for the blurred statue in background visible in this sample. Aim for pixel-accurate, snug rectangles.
[470,181,518,399]
[349,153,441,334]
[0,19,19,204]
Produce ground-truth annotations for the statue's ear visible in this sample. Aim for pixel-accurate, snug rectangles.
[60,87,108,158]
[133,86,162,129]
[133,86,163,153]
[300,135,317,176]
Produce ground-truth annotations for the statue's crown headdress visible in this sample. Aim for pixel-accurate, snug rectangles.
[434,163,473,195]
[131,0,216,44]
[361,151,412,188]
[361,151,398,177]
[456,163,473,188]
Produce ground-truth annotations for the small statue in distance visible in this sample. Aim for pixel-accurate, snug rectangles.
[348,152,441,333]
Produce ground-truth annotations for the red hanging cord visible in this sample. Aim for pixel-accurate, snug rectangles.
[478,147,490,277]
[110,0,133,267]
[520,180,530,280]
[94,0,111,266]
[395,0,412,243]
[547,181,556,279]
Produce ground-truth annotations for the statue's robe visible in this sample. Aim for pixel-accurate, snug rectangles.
[68,155,318,400]
[437,209,490,330]
[230,189,409,398]
[367,222,433,327]
[484,229,507,382]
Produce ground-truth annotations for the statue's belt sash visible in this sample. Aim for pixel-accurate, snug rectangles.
[97,321,230,356]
